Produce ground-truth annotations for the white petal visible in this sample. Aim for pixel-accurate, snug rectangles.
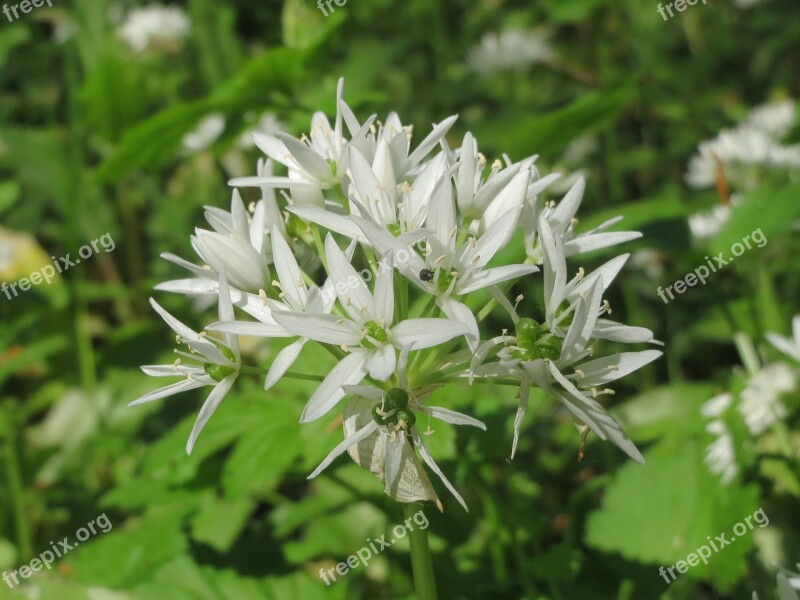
[272,312,359,345]
[565,232,642,256]
[412,429,469,512]
[549,176,585,230]
[436,296,479,351]
[459,264,538,294]
[469,207,523,269]
[567,254,629,301]
[271,226,306,309]
[546,361,644,463]
[482,170,529,233]
[129,377,209,406]
[593,319,660,345]
[276,133,333,183]
[423,406,486,430]
[367,344,396,381]
[405,115,458,173]
[325,234,375,321]
[160,252,213,279]
[539,217,567,322]
[560,276,604,365]
[265,339,307,390]
[511,379,529,459]
[572,350,662,387]
[206,320,291,338]
[384,431,406,496]
[307,420,379,479]
[228,175,320,190]
[149,298,198,340]
[341,385,385,401]
[155,278,219,296]
[141,365,204,378]
[392,317,468,350]
[300,351,369,422]
[287,206,365,242]
[186,374,238,454]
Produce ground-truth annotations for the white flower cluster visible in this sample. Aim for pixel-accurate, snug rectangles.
[117,5,190,54]
[702,315,800,485]
[686,100,800,191]
[133,79,661,510]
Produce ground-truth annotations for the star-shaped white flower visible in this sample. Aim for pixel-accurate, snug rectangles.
[228,79,376,207]
[306,350,485,511]
[130,273,240,454]
[157,186,276,295]
[288,145,446,247]
[358,175,538,351]
[472,217,660,460]
[524,177,642,264]
[272,235,468,422]
[206,226,350,390]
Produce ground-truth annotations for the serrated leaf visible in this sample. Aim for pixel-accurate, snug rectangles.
[586,439,760,591]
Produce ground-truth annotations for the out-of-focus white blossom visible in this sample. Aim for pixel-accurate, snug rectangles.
[467,29,553,74]
[118,5,190,54]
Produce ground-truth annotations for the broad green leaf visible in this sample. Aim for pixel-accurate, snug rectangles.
[586,439,760,590]
[190,494,255,552]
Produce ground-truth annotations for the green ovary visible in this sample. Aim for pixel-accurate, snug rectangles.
[361,320,388,349]
[372,387,415,429]
[514,317,563,361]
[204,363,236,382]
[435,268,456,293]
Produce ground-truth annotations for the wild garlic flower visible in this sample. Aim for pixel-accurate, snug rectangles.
[524,177,642,264]
[272,235,468,422]
[157,188,274,295]
[467,29,553,75]
[686,100,800,191]
[117,5,190,54]
[701,393,739,485]
[141,78,661,510]
[131,273,240,454]
[308,350,485,511]
[472,217,660,459]
[739,363,796,435]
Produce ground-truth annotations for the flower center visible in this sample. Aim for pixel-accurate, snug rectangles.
[435,268,457,293]
[514,317,562,361]
[361,320,388,349]
[386,223,402,237]
[371,387,416,429]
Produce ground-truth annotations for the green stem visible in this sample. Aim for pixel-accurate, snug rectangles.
[3,427,33,559]
[403,503,437,600]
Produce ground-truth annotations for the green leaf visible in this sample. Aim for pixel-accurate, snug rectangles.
[472,86,634,159]
[190,494,254,552]
[222,400,302,496]
[586,439,760,590]
[68,507,188,588]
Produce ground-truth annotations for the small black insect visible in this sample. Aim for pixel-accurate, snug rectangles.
[419,268,434,282]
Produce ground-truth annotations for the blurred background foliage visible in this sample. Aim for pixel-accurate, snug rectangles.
[1,0,799,598]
